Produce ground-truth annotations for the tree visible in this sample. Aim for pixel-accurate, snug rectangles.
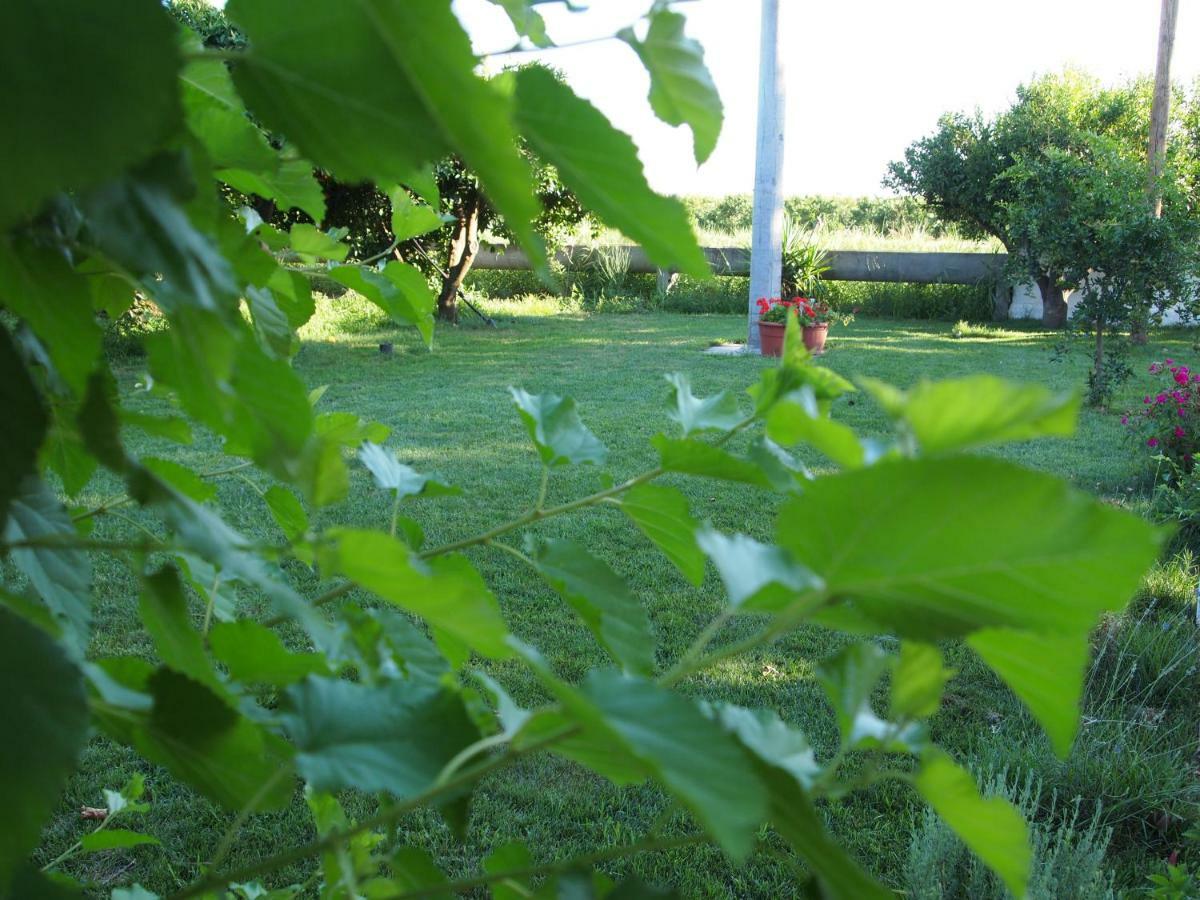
[0,2,1163,898]
[887,72,1166,328]
[431,128,586,323]
[1002,135,1200,404]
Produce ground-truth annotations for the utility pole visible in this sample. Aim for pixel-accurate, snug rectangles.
[1147,0,1179,216]
[747,0,784,352]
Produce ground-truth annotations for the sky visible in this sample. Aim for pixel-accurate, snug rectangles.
[453,0,1200,198]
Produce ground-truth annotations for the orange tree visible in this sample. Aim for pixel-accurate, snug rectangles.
[0,2,1162,898]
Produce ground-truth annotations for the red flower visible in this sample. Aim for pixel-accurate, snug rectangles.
[1148,437,1160,447]
[1175,426,1186,438]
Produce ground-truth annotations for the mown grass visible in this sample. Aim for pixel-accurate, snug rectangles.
[33,303,1200,896]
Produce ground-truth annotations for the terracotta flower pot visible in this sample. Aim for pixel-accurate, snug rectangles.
[758,321,786,357]
[802,323,828,355]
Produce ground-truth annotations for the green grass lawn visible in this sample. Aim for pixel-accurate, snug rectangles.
[35,309,1200,896]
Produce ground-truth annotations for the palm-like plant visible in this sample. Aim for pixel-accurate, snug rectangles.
[780,215,831,299]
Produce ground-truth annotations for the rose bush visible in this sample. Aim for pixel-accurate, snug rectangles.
[1124,359,1200,469]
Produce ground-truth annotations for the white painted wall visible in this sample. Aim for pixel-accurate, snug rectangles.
[1008,280,1193,325]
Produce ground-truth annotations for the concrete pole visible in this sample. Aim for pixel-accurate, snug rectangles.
[1147,0,1180,217]
[747,0,785,352]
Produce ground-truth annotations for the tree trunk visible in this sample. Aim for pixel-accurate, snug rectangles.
[436,196,481,324]
[1036,274,1070,329]
[1091,315,1107,406]
[991,282,1013,322]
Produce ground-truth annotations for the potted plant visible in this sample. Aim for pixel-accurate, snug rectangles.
[755,297,852,356]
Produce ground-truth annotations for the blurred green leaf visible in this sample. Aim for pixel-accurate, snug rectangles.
[620,8,723,164]
[288,224,347,263]
[388,186,445,243]
[510,388,607,467]
[142,458,216,504]
[325,529,512,659]
[210,620,328,687]
[129,668,295,812]
[892,641,953,720]
[330,262,435,346]
[818,642,924,752]
[264,485,308,542]
[695,527,823,612]
[0,608,89,888]
[513,66,707,278]
[0,239,101,396]
[139,567,219,691]
[3,477,91,660]
[530,538,655,676]
[780,457,1163,641]
[862,375,1080,455]
[766,389,864,468]
[0,0,181,228]
[915,750,1030,898]
[619,484,705,586]
[359,443,457,498]
[80,829,159,853]
[0,331,48,535]
[664,373,742,436]
[652,436,772,488]
[967,628,1089,756]
[282,676,480,797]
[487,0,550,47]
[221,159,325,223]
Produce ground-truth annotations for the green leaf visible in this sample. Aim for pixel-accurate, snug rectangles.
[210,620,328,687]
[757,766,892,900]
[330,262,435,346]
[705,704,821,789]
[390,846,452,899]
[967,628,1089,756]
[619,9,723,164]
[618,484,705,586]
[80,829,160,853]
[264,485,308,542]
[131,668,295,812]
[141,458,216,504]
[780,457,1163,641]
[3,477,91,660]
[139,567,218,692]
[484,841,534,900]
[229,0,544,267]
[388,186,445,243]
[512,66,708,278]
[652,435,772,489]
[7,866,85,899]
[281,676,481,797]
[288,224,347,263]
[664,373,742,436]
[487,0,551,47]
[695,527,823,612]
[579,671,767,860]
[121,411,193,445]
[744,435,810,493]
[892,641,953,720]
[179,40,276,175]
[530,539,655,676]
[245,286,295,359]
[862,375,1080,456]
[509,388,608,467]
[220,159,325,223]
[0,330,48,535]
[0,0,181,227]
[0,608,89,888]
[324,529,512,659]
[915,751,1030,898]
[817,642,924,751]
[0,239,102,396]
[766,390,865,468]
[358,444,457,499]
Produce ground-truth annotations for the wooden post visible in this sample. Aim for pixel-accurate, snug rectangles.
[747,0,785,352]
[1147,0,1179,216]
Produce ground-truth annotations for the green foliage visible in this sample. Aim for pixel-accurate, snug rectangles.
[0,3,1171,899]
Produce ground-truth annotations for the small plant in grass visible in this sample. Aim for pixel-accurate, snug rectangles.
[951,320,1002,340]
[905,768,1117,899]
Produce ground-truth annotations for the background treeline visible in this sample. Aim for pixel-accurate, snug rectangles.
[682,194,966,238]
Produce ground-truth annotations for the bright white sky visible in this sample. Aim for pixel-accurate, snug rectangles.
[454,0,1200,198]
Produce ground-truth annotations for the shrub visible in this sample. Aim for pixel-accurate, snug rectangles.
[1124,359,1200,469]
[905,769,1117,899]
